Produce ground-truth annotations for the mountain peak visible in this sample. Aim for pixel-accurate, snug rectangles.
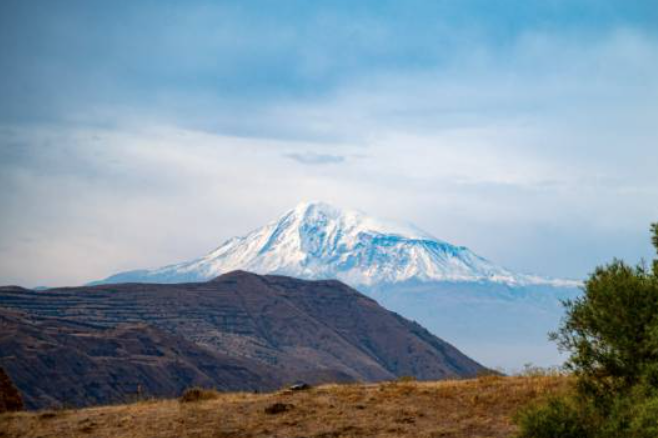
[281,201,435,241]
[290,200,341,216]
[96,201,577,288]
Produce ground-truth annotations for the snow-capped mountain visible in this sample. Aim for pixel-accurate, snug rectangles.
[97,201,577,289]
[96,201,581,370]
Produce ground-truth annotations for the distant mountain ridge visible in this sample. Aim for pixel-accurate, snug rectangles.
[95,201,579,288]
[0,271,485,408]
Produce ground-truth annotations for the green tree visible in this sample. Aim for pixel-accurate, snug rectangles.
[516,223,658,437]
[553,259,658,404]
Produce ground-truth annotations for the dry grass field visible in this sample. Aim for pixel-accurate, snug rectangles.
[0,375,569,438]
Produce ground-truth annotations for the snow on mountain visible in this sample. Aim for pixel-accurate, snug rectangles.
[97,201,578,289]
[95,201,583,368]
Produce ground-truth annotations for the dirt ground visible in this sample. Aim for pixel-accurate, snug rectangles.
[0,375,569,438]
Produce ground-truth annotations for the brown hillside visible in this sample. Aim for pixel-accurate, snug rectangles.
[0,271,485,409]
[0,367,23,413]
[0,375,570,438]
[0,308,283,410]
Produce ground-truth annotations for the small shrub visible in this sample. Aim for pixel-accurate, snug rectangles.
[515,396,595,438]
[397,375,417,383]
[264,402,293,414]
[179,387,219,403]
[516,363,564,378]
[38,411,59,420]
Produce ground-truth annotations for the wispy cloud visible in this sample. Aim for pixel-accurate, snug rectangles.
[284,152,346,165]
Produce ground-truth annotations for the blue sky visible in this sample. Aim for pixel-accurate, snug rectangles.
[1,0,657,286]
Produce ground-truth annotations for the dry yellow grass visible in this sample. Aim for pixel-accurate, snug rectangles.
[0,375,570,438]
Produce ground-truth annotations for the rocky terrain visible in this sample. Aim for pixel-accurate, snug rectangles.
[0,308,282,409]
[0,271,484,409]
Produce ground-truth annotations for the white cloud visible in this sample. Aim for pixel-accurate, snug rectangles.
[1,26,657,286]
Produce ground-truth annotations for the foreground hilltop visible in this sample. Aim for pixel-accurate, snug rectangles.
[0,271,484,409]
[0,375,570,438]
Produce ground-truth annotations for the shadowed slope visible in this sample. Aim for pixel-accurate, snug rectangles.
[0,271,484,409]
[0,308,282,409]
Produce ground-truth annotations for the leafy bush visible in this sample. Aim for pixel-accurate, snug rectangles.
[554,260,658,402]
[515,223,658,438]
[179,387,219,403]
[627,395,658,438]
[515,396,595,438]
